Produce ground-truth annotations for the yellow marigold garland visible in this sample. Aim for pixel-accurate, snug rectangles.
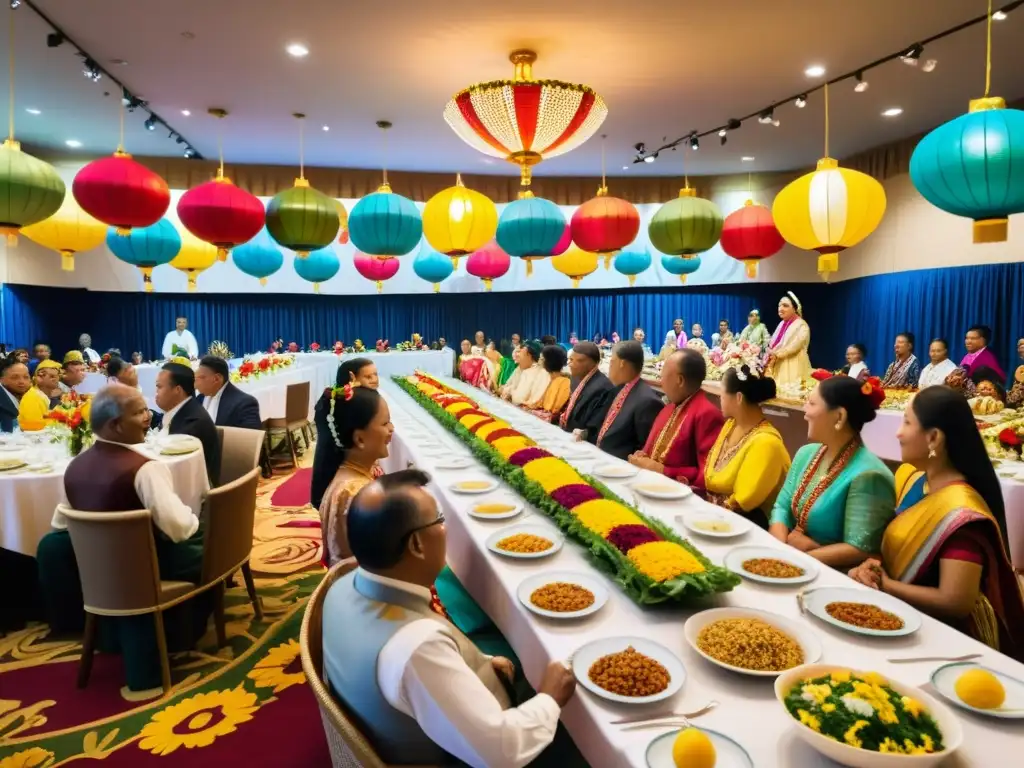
[475,421,509,440]
[627,541,706,580]
[571,499,643,536]
[522,457,583,493]
[491,435,534,458]
[445,401,473,415]
[459,413,489,430]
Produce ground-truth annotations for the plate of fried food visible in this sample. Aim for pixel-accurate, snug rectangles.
[516,571,609,620]
[467,498,524,521]
[723,545,819,585]
[571,636,685,704]
[684,607,822,678]
[485,524,563,560]
[801,586,921,637]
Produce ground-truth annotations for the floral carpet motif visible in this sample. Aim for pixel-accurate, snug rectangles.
[0,465,329,767]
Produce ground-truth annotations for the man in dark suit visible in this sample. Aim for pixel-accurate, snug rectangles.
[560,341,614,441]
[155,362,221,486]
[194,356,262,431]
[588,340,664,461]
[0,359,30,433]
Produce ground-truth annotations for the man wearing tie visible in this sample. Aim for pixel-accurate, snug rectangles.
[194,356,262,430]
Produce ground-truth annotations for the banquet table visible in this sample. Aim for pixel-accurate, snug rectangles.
[379,375,1024,768]
[333,349,455,379]
[0,436,210,557]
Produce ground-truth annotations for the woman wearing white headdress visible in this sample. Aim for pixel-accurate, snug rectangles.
[766,291,811,387]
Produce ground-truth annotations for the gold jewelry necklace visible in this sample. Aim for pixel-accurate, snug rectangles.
[341,460,375,480]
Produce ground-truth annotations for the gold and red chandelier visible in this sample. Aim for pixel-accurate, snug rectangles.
[444,50,607,189]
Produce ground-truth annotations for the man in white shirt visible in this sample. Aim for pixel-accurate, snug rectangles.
[918,337,958,389]
[78,333,101,364]
[323,470,579,768]
[161,316,199,360]
[195,355,262,430]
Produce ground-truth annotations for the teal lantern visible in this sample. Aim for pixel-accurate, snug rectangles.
[614,249,652,286]
[496,194,565,277]
[0,139,66,244]
[232,228,284,287]
[660,254,701,285]
[106,218,182,292]
[910,97,1024,243]
[293,246,340,293]
[348,184,422,257]
[412,242,454,292]
[266,180,340,258]
[649,186,723,256]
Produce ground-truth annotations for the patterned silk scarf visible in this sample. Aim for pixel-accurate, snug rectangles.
[596,377,640,446]
[559,367,597,428]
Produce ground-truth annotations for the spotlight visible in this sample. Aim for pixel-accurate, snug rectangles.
[900,43,923,66]
[993,10,1007,20]
[643,152,657,163]
[9,1,21,9]
[46,32,64,48]
[718,128,727,138]
[634,142,646,153]
[854,71,869,92]
[795,94,807,108]
[921,59,938,73]
[82,58,102,82]
[144,116,157,131]
[175,136,186,146]
[758,108,774,125]
[183,146,197,158]
[720,134,727,146]
[690,136,700,151]
[772,118,781,127]
[726,118,741,131]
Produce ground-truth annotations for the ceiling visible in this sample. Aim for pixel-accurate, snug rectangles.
[10,0,1024,179]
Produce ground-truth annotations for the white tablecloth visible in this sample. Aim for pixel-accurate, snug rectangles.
[332,349,454,379]
[380,376,1024,768]
[0,439,210,557]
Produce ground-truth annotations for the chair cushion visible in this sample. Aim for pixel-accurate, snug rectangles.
[160,580,197,602]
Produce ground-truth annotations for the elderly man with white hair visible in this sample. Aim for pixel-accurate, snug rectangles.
[35,384,208,696]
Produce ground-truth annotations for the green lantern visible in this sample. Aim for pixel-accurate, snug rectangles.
[648,186,723,256]
[265,178,339,258]
[0,139,66,244]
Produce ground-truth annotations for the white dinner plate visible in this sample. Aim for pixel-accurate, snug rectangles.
[592,464,638,480]
[485,524,563,560]
[801,586,921,637]
[467,498,524,521]
[434,457,474,470]
[571,636,685,704]
[632,481,691,500]
[723,545,819,585]
[931,662,1024,719]
[681,510,753,539]
[645,727,753,768]
[683,607,822,677]
[516,571,609,620]
[448,478,499,495]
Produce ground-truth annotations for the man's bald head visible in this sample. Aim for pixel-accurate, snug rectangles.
[91,384,151,443]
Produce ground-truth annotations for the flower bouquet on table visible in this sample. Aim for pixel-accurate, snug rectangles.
[375,339,390,353]
[309,342,321,353]
[47,392,93,457]
[333,341,344,355]
[396,372,742,605]
[231,359,257,383]
[998,426,1023,458]
[980,415,1024,461]
[207,340,232,360]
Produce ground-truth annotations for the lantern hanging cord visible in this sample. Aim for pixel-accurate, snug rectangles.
[217,121,224,177]
[7,5,14,140]
[985,0,993,97]
[600,134,607,189]
[823,83,829,158]
[381,124,390,187]
[117,96,125,152]
[298,116,305,180]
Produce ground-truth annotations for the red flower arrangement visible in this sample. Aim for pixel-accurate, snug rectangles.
[333,341,344,354]
[258,357,271,372]
[998,427,1023,457]
[310,342,321,352]
[47,394,92,455]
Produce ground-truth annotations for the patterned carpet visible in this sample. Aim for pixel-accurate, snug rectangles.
[0,462,330,767]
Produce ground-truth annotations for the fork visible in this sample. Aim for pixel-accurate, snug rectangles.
[611,699,719,726]
[887,653,982,664]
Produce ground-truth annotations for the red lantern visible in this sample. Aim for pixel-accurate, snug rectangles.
[570,187,640,269]
[466,239,511,291]
[720,200,785,279]
[177,171,265,261]
[72,151,170,235]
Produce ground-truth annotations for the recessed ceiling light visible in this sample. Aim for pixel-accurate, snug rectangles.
[993,10,1007,20]
[741,156,755,162]
[65,139,82,148]
[621,165,628,170]
[286,42,309,58]
[882,107,903,117]
[25,107,40,115]
[181,109,191,116]
[804,64,826,77]
[321,124,329,132]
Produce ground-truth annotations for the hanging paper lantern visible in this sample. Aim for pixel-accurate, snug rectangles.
[73,151,170,234]
[348,184,422,258]
[496,194,565,277]
[171,230,218,292]
[720,200,785,279]
[412,242,455,293]
[551,247,599,288]
[294,246,341,294]
[21,196,105,272]
[547,222,572,257]
[354,252,400,293]
[265,180,340,258]
[336,199,349,245]
[613,249,652,286]
[106,218,182,292]
[660,254,701,285]
[0,140,66,245]
[422,174,497,268]
[910,98,1024,243]
[177,171,264,262]
[232,228,284,286]
[649,186,723,257]
[571,186,640,269]
[466,239,511,291]
[773,157,886,280]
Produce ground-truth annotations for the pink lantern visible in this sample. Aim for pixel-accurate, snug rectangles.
[466,239,511,291]
[546,222,572,256]
[354,252,400,293]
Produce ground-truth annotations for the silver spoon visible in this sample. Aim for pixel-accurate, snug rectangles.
[612,700,719,726]
[887,653,982,664]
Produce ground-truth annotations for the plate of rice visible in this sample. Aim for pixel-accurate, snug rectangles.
[683,607,822,678]
[775,664,961,768]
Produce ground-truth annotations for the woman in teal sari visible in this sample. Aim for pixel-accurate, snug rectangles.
[770,375,896,568]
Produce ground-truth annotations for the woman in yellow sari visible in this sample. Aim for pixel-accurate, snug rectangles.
[17,359,62,430]
[705,365,790,528]
[850,386,1024,659]
[525,344,570,422]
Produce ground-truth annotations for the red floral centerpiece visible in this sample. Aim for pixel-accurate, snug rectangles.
[309,342,321,352]
[47,392,93,456]
[998,427,1023,457]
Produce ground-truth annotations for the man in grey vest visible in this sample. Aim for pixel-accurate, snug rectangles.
[322,470,577,767]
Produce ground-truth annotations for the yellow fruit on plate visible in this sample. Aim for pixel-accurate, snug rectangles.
[954,668,1005,709]
[672,727,716,768]
[474,503,516,514]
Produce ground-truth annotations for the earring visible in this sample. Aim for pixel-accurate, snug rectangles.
[928,448,936,459]
[834,422,842,431]
[357,442,365,449]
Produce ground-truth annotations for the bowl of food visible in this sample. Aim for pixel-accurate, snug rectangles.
[801,586,921,637]
[683,607,821,677]
[775,664,962,767]
[485,525,563,559]
[572,636,685,704]
[723,545,819,585]
[516,571,609,620]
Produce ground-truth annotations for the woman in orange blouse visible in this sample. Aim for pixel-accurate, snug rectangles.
[525,344,571,421]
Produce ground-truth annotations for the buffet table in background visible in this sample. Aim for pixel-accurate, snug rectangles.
[380,376,1024,768]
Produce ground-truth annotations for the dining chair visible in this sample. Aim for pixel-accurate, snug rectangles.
[264,380,311,470]
[217,425,264,485]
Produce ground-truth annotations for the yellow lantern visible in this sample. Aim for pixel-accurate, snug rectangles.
[170,230,218,291]
[551,247,598,288]
[422,174,498,268]
[21,197,106,271]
